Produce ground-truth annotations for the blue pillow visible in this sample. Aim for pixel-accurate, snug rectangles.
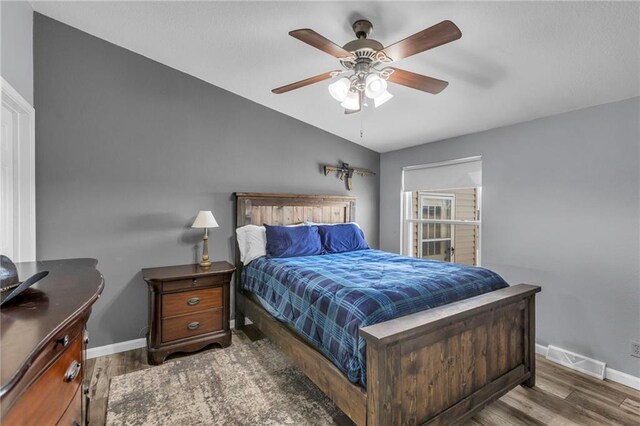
[265,225,323,258]
[318,224,369,253]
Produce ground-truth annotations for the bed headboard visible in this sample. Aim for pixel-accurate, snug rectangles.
[235,192,356,228]
[233,192,356,294]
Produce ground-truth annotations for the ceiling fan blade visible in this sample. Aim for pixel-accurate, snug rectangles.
[272,71,340,94]
[381,20,461,62]
[290,29,354,59]
[386,68,449,94]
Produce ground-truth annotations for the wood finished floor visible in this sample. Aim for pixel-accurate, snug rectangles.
[86,326,640,425]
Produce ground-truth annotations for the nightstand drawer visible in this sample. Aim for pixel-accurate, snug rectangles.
[162,274,227,292]
[161,308,223,343]
[162,287,223,318]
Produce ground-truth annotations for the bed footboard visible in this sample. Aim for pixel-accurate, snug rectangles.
[360,284,540,425]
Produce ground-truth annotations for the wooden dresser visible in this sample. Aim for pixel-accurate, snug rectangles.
[142,261,235,365]
[0,258,104,426]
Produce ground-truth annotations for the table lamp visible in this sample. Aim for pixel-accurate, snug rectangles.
[191,211,219,267]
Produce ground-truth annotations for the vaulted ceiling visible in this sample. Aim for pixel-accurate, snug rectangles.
[31,1,640,153]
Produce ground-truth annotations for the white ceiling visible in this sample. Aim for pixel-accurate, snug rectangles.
[31,1,640,153]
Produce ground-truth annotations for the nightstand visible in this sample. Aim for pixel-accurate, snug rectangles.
[141,261,235,365]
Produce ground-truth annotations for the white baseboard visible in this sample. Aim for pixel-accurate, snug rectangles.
[605,367,640,390]
[86,337,147,359]
[87,318,254,359]
[535,343,640,390]
[535,343,548,356]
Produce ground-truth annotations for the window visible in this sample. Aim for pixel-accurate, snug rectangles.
[402,158,481,266]
[418,194,454,262]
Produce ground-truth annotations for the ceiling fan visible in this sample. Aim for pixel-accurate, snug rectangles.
[272,19,462,114]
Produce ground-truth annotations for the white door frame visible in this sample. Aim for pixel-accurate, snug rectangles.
[1,77,36,261]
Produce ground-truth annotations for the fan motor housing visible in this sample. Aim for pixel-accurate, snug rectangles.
[339,19,386,69]
[342,38,384,53]
[340,38,384,70]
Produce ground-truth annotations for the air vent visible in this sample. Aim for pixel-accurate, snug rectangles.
[546,345,606,379]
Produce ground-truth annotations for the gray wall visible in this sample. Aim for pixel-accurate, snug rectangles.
[34,14,380,348]
[380,97,640,377]
[1,1,33,105]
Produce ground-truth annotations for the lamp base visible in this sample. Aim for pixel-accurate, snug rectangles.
[200,228,212,268]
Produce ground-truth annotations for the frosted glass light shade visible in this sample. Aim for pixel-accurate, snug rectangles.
[192,211,219,228]
[374,90,393,108]
[365,74,387,99]
[328,78,350,102]
[340,91,360,110]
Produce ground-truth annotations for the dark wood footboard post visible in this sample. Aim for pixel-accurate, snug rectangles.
[523,294,536,387]
[365,341,397,426]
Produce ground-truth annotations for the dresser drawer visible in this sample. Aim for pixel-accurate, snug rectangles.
[162,274,228,292]
[162,287,223,318]
[161,308,223,343]
[56,384,82,426]
[3,336,83,426]
[5,319,85,408]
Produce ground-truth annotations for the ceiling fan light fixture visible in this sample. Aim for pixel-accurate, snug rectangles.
[273,19,462,114]
[328,77,351,102]
[374,90,393,108]
[340,90,360,111]
[364,74,387,99]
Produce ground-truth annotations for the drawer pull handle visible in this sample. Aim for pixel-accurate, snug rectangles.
[192,279,197,286]
[187,322,200,330]
[64,360,81,383]
[187,297,200,306]
[56,335,70,347]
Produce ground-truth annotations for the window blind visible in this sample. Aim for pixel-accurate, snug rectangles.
[403,158,482,192]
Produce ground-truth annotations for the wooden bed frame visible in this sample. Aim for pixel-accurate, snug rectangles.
[234,192,541,425]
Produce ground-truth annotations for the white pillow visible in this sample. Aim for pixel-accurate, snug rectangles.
[236,225,266,265]
[236,223,307,265]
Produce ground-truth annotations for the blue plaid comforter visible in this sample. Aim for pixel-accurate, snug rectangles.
[241,249,508,387]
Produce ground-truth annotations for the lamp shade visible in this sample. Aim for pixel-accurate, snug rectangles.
[340,90,360,111]
[374,90,393,108]
[328,77,350,102]
[364,74,387,99]
[191,211,219,228]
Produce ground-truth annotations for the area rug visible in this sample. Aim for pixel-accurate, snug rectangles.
[106,331,344,425]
